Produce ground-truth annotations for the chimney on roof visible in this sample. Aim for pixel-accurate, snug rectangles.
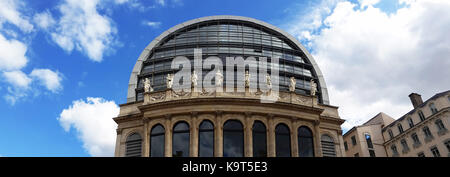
[409,93,423,109]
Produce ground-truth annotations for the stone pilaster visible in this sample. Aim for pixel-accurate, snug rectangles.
[191,112,199,157]
[267,114,276,157]
[143,118,150,157]
[244,112,253,157]
[165,115,172,157]
[215,111,223,157]
[292,119,299,157]
[313,119,322,157]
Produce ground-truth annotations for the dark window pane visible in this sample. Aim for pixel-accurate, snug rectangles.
[276,124,291,157]
[252,121,267,157]
[199,120,214,157]
[223,120,244,157]
[298,126,314,157]
[150,124,165,157]
[172,122,190,157]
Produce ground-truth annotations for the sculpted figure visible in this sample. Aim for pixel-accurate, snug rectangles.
[289,77,296,92]
[191,70,198,87]
[245,70,250,88]
[266,74,272,90]
[144,77,153,93]
[166,74,174,89]
[310,79,317,96]
[216,69,223,87]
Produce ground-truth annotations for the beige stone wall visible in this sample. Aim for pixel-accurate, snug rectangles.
[113,90,345,157]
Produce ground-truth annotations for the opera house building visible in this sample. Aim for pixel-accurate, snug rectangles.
[113,16,345,157]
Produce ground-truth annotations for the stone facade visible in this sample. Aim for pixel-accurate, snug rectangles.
[114,87,345,157]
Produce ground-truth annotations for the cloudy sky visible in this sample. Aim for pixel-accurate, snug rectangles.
[0,0,448,157]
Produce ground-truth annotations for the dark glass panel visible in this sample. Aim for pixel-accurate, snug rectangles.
[298,126,314,157]
[253,121,267,157]
[150,124,165,157]
[223,120,244,157]
[199,120,214,157]
[172,122,190,157]
[275,124,291,157]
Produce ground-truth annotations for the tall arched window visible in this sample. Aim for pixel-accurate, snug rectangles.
[150,124,165,157]
[298,126,314,157]
[198,120,214,157]
[172,121,190,157]
[126,133,142,157]
[252,121,267,157]
[321,134,336,157]
[223,120,244,157]
[275,123,291,157]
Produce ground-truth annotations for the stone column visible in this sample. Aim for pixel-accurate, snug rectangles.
[291,119,299,157]
[165,115,172,157]
[191,112,199,157]
[143,118,150,157]
[115,128,122,157]
[313,119,322,157]
[244,112,253,157]
[214,111,223,157]
[267,114,276,157]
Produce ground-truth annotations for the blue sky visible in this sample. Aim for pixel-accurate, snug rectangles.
[1,0,449,157]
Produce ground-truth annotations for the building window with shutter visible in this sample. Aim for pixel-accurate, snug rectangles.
[388,130,394,139]
[351,136,357,146]
[125,133,142,157]
[407,117,414,128]
[418,111,426,121]
[430,147,441,157]
[429,103,438,114]
[321,134,336,157]
[398,124,404,134]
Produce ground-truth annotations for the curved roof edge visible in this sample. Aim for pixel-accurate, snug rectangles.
[126,15,330,105]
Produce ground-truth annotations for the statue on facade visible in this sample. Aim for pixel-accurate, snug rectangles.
[289,77,296,92]
[266,74,272,90]
[310,79,317,96]
[245,70,250,88]
[166,74,174,89]
[216,69,223,87]
[144,77,153,93]
[191,70,198,87]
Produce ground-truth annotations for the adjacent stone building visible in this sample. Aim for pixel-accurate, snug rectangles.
[383,91,450,157]
[113,16,345,157]
[343,112,394,157]
[344,90,450,157]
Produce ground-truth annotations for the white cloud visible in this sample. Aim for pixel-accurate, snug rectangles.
[57,97,119,157]
[0,0,33,33]
[285,0,450,129]
[33,10,56,30]
[2,70,31,89]
[142,20,161,28]
[50,0,117,62]
[0,33,28,71]
[30,69,63,93]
